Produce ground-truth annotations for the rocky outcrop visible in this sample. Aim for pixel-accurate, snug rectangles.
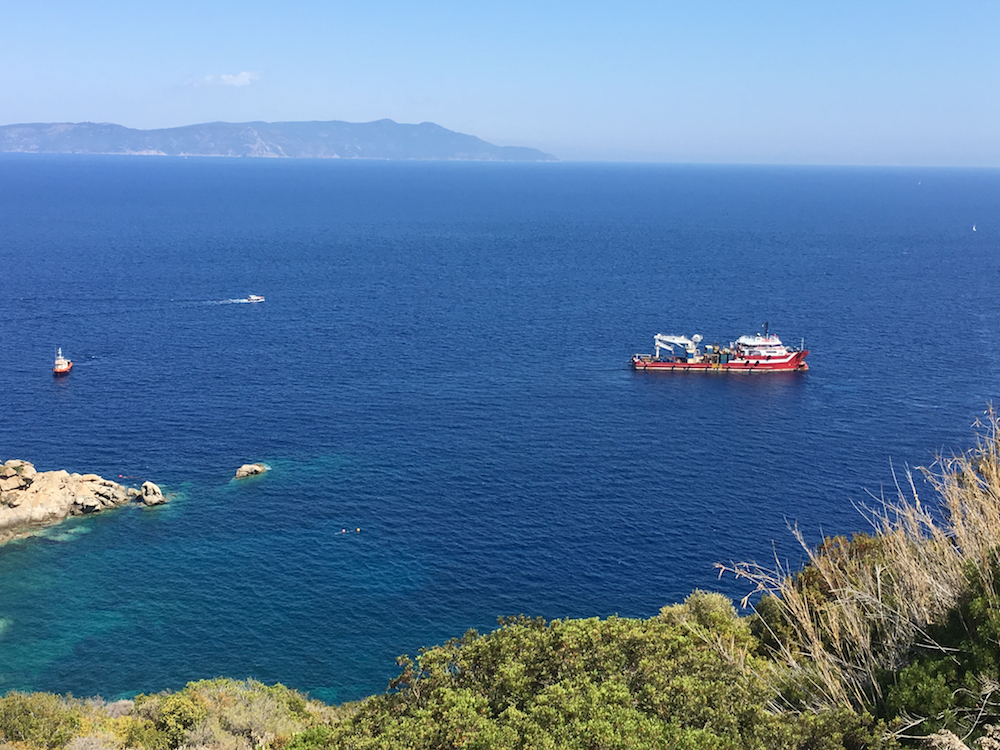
[141,481,165,506]
[0,460,162,544]
[235,463,268,479]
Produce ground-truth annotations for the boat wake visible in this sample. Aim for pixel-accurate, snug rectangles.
[204,295,265,305]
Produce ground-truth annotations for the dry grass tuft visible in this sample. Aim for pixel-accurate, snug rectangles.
[720,408,1000,714]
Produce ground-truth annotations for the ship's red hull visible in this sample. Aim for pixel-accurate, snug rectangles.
[632,350,809,373]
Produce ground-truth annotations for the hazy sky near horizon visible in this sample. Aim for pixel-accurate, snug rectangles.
[3,1,998,165]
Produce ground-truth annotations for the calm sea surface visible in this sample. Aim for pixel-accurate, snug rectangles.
[0,156,998,702]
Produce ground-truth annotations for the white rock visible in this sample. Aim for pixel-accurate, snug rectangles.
[234,463,268,479]
[0,475,26,492]
[141,481,166,506]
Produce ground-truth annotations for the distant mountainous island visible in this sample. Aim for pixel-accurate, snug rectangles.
[0,119,556,161]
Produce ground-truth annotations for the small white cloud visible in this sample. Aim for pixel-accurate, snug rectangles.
[191,72,259,88]
[220,71,259,86]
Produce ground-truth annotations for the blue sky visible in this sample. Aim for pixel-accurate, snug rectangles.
[2,1,998,164]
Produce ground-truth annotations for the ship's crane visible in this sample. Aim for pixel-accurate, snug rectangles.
[653,333,702,359]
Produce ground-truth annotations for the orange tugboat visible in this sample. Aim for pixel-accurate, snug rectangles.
[53,348,73,376]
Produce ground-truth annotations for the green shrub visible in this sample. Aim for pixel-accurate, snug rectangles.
[879,554,1000,740]
[157,692,208,747]
[283,725,335,750]
[114,716,169,750]
[0,692,81,749]
[300,612,896,749]
[122,679,328,750]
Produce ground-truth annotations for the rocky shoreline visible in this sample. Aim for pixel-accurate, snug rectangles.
[0,459,164,544]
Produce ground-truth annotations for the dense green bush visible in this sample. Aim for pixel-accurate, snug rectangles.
[290,594,896,750]
[880,556,1000,741]
[114,715,169,750]
[0,691,81,749]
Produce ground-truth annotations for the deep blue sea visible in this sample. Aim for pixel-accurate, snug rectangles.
[0,156,998,703]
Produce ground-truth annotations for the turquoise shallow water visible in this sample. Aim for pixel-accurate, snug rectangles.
[0,157,999,701]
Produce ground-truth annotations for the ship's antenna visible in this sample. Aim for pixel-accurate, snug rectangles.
[764,321,769,337]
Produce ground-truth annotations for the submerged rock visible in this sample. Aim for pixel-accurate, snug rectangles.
[235,463,268,479]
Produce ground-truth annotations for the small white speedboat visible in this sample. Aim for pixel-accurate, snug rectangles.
[248,295,265,303]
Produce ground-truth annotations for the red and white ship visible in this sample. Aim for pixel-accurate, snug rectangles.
[632,324,809,373]
[53,348,73,375]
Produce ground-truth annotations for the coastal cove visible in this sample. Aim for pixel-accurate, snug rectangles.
[1,157,999,703]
